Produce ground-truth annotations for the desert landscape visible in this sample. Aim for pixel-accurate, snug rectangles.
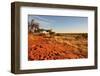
[28,18,88,60]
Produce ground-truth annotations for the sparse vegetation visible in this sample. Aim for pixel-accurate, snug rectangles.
[28,19,88,60]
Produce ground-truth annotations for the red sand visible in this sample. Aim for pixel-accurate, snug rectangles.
[28,33,87,60]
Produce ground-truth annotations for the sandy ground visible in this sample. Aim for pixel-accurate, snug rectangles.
[28,33,88,60]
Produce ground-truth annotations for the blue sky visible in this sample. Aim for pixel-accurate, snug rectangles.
[28,15,88,33]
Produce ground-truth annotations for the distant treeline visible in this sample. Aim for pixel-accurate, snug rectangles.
[55,33,88,39]
[55,33,87,35]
